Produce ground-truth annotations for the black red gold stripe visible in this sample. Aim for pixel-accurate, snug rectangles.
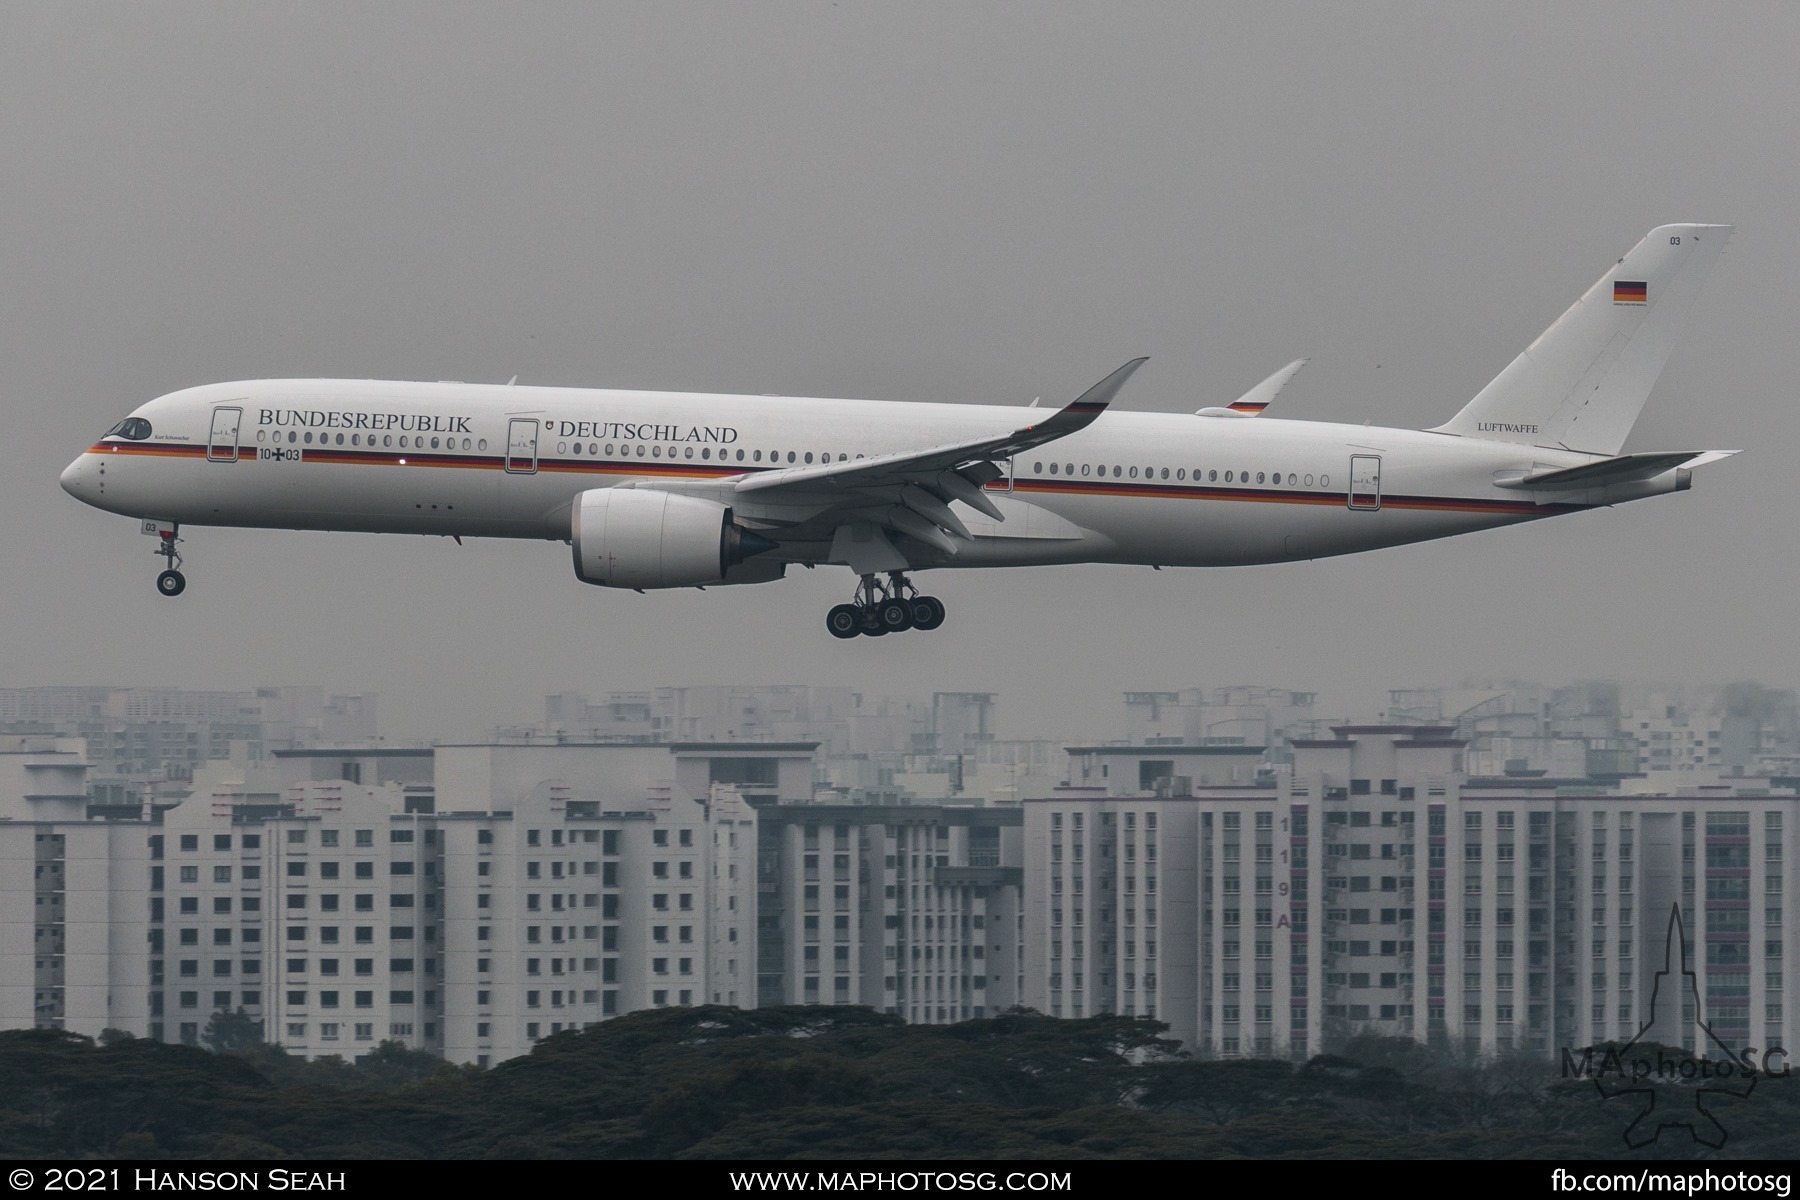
[87,441,1581,517]
[1011,477,1577,516]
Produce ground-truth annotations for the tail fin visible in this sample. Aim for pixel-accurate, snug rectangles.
[1430,224,1731,455]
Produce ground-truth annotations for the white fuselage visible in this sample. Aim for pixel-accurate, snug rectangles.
[61,378,1636,574]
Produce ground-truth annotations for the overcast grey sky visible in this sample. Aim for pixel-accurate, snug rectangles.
[6,2,1798,743]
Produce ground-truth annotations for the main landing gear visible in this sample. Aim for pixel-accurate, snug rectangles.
[154,528,186,597]
[826,572,945,639]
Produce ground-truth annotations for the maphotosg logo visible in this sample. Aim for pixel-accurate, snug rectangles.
[1561,904,1788,1149]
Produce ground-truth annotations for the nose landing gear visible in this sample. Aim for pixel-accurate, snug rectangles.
[154,529,186,597]
[825,572,944,639]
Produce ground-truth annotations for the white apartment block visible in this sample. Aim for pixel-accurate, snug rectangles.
[0,737,797,1066]
[12,720,1791,1069]
[753,804,1023,1023]
[1024,728,1797,1062]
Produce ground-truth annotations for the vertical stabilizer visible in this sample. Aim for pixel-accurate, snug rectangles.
[1431,224,1730,455]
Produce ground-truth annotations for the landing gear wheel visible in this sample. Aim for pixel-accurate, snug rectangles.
[877,597,914,632]
[156,569,187,597]
[858,608,887,637]
[826,604,861,639]
[911,595,945,630]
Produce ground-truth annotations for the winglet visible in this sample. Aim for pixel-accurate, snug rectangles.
[1214,358,1306,415]
[1026,357,1147,436]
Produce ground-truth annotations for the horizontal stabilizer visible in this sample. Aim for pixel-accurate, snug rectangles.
[1494,450,1738,490]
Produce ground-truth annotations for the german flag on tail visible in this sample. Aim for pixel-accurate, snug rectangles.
[1613,280,1648,305]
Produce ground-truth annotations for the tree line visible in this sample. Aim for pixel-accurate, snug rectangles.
[0,1007,1791,1159]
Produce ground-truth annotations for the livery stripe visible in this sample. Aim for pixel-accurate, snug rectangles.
[87,441,1580,517]
[1011,478,1573,516]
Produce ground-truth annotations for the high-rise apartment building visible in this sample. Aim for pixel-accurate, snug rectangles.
[7,711,1792,1069]
[753,804,1023,1023]
[1024,727,1796,1060]
[0,736,799,1065]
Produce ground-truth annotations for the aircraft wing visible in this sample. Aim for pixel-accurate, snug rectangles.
[1493,450,1737,490]
[735,358,1144,499]
[724,358,1145,562]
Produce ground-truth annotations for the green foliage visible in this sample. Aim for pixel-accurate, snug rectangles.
[201,1008,263,1054]
[0,1013,1794,1159]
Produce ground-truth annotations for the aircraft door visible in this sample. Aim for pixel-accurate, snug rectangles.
[505,418,540,474]
[1002,456,1014,494]
[206,407,242,462]
[1348,454,1381,510]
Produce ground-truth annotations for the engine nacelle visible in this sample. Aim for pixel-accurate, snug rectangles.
[571,488,779,589]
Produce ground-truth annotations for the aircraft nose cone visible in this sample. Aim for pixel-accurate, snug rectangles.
[61,455,90,498]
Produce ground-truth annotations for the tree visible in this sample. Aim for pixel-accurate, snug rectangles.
[202,1008,263,1054]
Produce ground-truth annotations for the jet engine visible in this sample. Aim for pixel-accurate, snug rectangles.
[570,488,780,589]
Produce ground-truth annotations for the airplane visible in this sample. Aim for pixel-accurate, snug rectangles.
[62,223,1734,639]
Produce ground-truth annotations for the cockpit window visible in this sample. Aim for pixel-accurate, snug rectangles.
[104,417,153,440]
